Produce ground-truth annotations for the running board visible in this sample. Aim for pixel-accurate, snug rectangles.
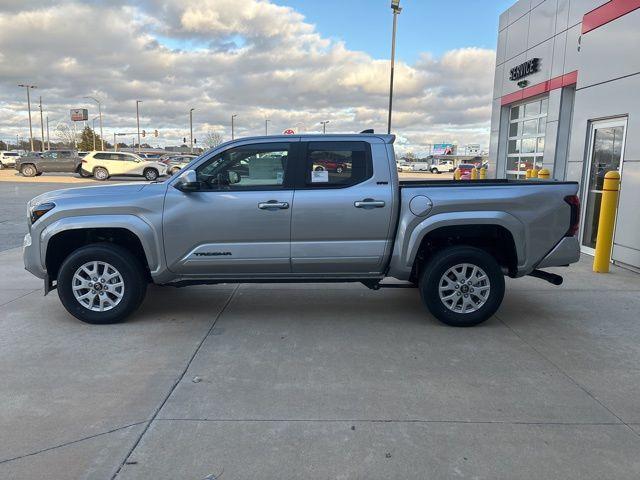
[527,269,563,286]
[361,280,416,290]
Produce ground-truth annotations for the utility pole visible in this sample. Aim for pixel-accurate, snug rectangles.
[231,114,237,140]
[38,97,45,151]
[84,96,104,150]
[92,116,99,150]
[388,0,402,135]
[320,120,329,134]
[18,84,37,152]
[189,108,194,153]
[265,118,270,136]
[135,100,142,153]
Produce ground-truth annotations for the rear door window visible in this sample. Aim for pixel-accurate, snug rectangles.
[303,141,372,187]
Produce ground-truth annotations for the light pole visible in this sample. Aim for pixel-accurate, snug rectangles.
[91,116,99,150]
[38,96,45,151]
[265,118,270,136]
[320,120,329,134]
[46,116,50,151]
[189,108,195,153]
[135,100,142,153]
[84,96,104,150]
[231,114,237,140]
[388,0,402,135]
[18,84,37,152]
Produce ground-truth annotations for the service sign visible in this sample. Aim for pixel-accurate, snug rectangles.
[70,108,88,122]
[509,58,540,81]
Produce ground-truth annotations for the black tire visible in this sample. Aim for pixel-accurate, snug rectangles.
[419,246,505,327]
[21,164,37,177]
[336,166,344,174]
[0,161,4,170]
[93,166,109,180]
[314,166,324,172]
[57,243,148,324]
[144,168,159,181]
[78,167,92,178]
[431,168,438,174]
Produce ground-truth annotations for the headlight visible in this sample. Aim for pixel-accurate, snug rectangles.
[29,202,56,224]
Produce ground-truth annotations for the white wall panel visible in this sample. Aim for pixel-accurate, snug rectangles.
[506,15,530,60]
[563,23,581,74]
[528,0,558,48]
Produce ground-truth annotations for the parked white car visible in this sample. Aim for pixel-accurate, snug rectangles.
[82,151,168,181]
[0,151,21,169]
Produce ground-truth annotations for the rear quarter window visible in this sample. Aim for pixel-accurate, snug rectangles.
[304,141,372,188]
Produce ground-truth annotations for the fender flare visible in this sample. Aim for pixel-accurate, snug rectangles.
[402,211,526,270]
[40,215,162,274]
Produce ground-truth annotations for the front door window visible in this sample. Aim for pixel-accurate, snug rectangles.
[581,119,626,251]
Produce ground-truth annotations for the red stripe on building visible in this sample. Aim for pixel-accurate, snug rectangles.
[582,0,640,34]
[500,71,578,106]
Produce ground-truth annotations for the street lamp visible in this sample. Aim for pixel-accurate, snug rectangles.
[84,96,104,150]
[18,84,37,152]
[91,116,99,151]
[231,114,237,140]
[388,0,402,135]
[265,118,270,136]
[320,120,330,134]
[135,100,142,153]
[189,108,195,153]
[38,97,45,151]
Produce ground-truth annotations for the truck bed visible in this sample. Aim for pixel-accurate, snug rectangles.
[399,179,578,188]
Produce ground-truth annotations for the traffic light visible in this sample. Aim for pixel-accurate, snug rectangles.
[154,129,158,137]
[194,138,197,145]
[183,137,186,144]
[141,130,146,137]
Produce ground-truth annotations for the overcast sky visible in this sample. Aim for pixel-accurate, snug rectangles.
[0,0,507,154]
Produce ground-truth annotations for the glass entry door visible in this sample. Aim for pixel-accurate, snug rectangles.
[581,118,627,254]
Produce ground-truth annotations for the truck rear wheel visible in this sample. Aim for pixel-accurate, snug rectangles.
[21,164,37,177]
[419,246,504,327]
[57,243,147,324]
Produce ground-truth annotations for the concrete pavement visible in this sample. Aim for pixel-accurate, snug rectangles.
[1,245,639,479]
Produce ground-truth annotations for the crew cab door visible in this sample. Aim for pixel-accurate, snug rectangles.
[163,141,297,276]
[290,140,394,274]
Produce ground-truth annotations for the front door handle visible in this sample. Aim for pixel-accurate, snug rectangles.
[258,200,289,210]
[354,199,386,209]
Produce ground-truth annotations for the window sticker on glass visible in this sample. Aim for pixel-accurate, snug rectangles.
[311,170,329,183]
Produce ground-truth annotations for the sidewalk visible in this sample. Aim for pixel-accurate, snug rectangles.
[1,247,639,479]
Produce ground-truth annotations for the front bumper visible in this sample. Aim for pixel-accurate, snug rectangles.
[23,232,46,279]
[536,236,581,269]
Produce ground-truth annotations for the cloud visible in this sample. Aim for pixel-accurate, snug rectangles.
[0,0,495,153]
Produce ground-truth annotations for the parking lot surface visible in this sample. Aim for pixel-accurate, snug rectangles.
[1,177,639,479]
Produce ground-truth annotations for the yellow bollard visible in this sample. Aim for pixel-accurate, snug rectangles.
[471,168,479,180]
[531,168,539,179]
[538,168,551,180]
[454,168,461,180]
[593,171,621,273]
[525,169,532,179]
[480,167,487,179]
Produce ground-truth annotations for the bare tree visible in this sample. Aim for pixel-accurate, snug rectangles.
[55,122,79,148]
[203,131,224,149]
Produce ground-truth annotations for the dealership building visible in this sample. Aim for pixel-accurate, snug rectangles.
[489,0,640,270]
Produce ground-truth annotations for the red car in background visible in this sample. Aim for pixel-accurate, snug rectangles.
[457,163,476,180]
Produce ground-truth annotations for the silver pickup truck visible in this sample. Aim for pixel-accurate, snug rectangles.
[23,134,581,327]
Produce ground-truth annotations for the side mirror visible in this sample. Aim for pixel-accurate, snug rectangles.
[174,170,201,192]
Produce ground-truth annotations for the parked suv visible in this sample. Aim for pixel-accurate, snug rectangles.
[82,151,168,181]
[15,150,85,177]
[0,151,20,169]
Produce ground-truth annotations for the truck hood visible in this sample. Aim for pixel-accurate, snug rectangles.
[29,183,148,207]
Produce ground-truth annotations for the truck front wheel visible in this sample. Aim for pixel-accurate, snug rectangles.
[57,243,147,324]
[419,246,505,327]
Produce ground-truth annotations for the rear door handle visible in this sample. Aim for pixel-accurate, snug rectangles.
[258,200,289,210]
[354,199,386,209]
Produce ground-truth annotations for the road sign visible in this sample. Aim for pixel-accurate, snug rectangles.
[70,109,88,122]
[283,129,295,135]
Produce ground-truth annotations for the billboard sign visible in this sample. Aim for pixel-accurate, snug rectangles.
[433,143,455,155]
[283,129,296,135]
[70,108,88,122]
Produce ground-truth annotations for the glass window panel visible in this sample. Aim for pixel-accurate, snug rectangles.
[508,140,520,154]
[507,157,520,171]
[523,120,537,136]
[510,105,522,120]
[538,118,546,134]
[518,157,535,172]
[521,138,536,153]
[534,157,544,169]
[509,122,520,137]
[537,137,545,153]
[525,101,541,117]
[540,97,549,115]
